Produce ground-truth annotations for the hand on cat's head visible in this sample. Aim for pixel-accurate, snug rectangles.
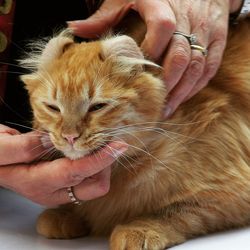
[0,124,128,206]
[68,0,233,117]
[20,30,165,161]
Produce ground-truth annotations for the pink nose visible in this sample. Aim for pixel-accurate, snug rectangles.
[62,133,80,145]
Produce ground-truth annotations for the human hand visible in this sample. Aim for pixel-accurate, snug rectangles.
[0,124,45,165]
[68,0,242,117]
[0,124,128,206]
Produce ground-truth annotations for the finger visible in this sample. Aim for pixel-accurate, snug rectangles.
[68,0,133,38]
[46,141,128,188]
[0,124,20,135]
[0,142,127,206]
[164,49,206,118]
[56,166,111,205]
[184,35,227,101]
[135,0,176,61]
[0,131,45,165]
[162,33,192,98]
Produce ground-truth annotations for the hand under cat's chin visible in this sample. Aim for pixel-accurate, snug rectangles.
[63,148,90,160]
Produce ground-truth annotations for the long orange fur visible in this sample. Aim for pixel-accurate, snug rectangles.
[20,16,250,250]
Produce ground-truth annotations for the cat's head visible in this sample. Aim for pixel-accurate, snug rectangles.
[20,31,166,159]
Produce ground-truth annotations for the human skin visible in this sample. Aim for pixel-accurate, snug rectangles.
[68,0,243,117]
[0,124,128,206]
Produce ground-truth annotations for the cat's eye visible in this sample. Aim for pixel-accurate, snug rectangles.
[88,103,108,112]
[45,103,60,112]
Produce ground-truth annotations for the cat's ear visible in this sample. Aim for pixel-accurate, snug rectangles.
[101,35,161,74]
[39,35,74,69]
[101,35,144,60]
[19,30,74,72]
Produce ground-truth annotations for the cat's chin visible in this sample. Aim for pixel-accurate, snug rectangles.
[63,145,105,160]
[63,149,89,160]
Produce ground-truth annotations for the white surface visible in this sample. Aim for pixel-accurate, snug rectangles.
[0,188,250,250]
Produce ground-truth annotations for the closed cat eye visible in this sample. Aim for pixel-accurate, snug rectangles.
[88,103,108,112]
[45,103,60,112]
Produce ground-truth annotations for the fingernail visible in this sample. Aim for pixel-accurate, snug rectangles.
[164,106,173,118]
[66,21,83,31]
[67,20,82,25]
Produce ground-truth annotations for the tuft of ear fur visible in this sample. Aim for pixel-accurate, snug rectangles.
[101,35,161,75]
[19,29,74,72]
[102,35,144,60]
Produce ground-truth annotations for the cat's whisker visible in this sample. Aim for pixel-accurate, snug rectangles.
[102,133,175,173]
[92,138,138,175]
[126,144,176,173]
[0,96,28,121]
[0,61,26,68]
[107,124,203,142]
[0,70,26,75]
[5,121,49,135]
[28,142,50,153]
[104,143,137,176]
[36,146,56,160]
[102,120,211,132]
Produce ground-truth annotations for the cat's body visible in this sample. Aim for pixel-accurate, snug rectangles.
[21,15,250,250]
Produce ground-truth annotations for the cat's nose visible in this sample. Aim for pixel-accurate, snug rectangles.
[62,133,80,145]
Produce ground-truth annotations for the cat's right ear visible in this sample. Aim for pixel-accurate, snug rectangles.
[39,35,74,69]
[20,30,74,92]
[19,30,74,72]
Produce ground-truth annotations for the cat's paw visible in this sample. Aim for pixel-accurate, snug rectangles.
[37,208,89,239]
[110,224,171,250]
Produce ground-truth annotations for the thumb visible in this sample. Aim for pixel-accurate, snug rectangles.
[0,132,45,165]
[68,0,134,38]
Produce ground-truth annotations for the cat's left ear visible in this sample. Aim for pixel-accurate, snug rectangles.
[101,35,161,74]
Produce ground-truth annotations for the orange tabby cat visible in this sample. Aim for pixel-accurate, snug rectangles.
[20,16,250,250]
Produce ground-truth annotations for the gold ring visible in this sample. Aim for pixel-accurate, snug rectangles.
[190,44,208,57]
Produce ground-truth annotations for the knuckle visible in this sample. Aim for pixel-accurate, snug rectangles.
[188,56,204,77]
[171,49,190,69]
[158,17,176,31]
[65,172,83,185]
[149,16,175,32]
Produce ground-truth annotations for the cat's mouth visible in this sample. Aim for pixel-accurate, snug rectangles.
[63,144,106,160]
[43,132,110,160]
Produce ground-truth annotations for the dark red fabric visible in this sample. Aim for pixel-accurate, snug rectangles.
[0,0,15,100]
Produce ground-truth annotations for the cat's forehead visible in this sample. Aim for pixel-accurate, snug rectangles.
[64,42,102,65]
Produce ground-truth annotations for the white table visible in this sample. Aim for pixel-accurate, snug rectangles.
[0,189,250,250]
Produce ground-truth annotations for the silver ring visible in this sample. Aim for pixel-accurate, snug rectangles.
[190,44,208,57]
[173,31,197,45]
[173,31,208,56]
[67,186,82,205]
